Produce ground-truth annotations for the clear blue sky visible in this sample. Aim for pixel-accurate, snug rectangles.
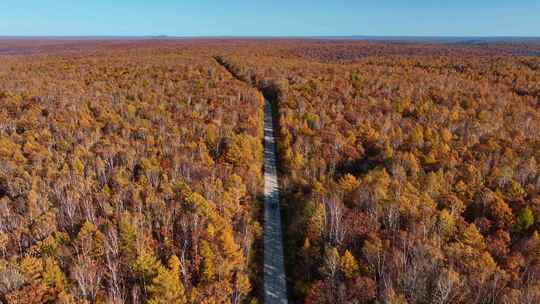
[0,0,538,37]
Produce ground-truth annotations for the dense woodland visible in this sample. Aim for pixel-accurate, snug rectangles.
[219,41,540,303]
[0,45,264,303]
[0,39,539,303]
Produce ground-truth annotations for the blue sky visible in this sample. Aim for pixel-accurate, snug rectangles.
[0,0,538,36]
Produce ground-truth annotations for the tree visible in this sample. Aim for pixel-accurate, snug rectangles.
[133,250,162,286]
[306,201,325,242]
[200,240,215,282]
[461,223,486,251]
[41,257,67,297]
[72,255,102,302]
[322,247,340,280]
[340,250,359,279]
[338,174,360,193]
[384,287,408,304]
[362,235,384,278]
[434,268,461,304]
[147,255,186,304]
[1,260,26,296]
[119,215,138,262]
[75,221,105,259]
[220,226,244,276]
[305,280,332,304]
[515,207,534,233]
[438,209,455,238]
[346,276,377,303]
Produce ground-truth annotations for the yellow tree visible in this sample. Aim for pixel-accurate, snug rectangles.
[220,227,243,273]
[200,240,215,282]
[461,223,486,251]
[438,209,455,238]
[147,255,186,304]
[338,174,360,193]
[341,250,359,279]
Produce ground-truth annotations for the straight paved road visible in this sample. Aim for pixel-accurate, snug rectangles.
[263,100,288,304]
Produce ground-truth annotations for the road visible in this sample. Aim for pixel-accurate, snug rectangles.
[263,100,288,304]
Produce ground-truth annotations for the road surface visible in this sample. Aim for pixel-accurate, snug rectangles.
[263,100,288,304]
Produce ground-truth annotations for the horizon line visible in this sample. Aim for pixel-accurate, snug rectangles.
[0,34,540,39]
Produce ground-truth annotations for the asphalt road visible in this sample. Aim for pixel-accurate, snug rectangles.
[263,100,288,304]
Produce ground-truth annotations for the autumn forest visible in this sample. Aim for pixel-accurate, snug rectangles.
[0,39,540,304]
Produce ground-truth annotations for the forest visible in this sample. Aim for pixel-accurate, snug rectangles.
[0,39,539,303]
[219,40,540,303]
[0,43,264,303]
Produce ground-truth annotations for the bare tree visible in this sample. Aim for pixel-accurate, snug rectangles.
[324,195,345,246]
[72,255,103,302]
[105,226,124,303]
